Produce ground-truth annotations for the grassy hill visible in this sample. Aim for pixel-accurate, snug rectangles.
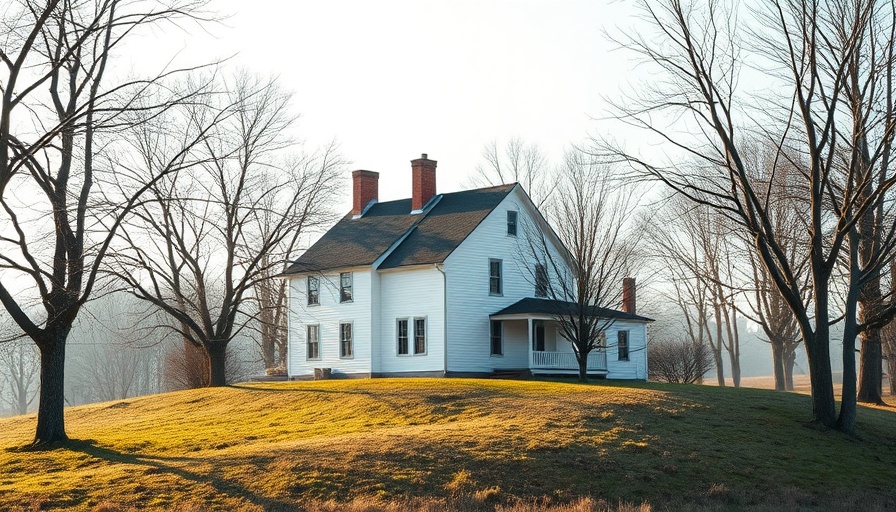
[1,379,895,512]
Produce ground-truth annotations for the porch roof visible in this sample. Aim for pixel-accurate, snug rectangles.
[490,297,654,322]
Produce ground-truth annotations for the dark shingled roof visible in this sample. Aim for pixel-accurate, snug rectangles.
[283,183,516,274]
[490,297,654,322]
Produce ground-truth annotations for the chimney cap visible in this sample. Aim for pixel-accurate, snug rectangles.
[421,153,427,159]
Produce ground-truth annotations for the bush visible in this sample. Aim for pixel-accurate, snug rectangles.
[648,340,712,383]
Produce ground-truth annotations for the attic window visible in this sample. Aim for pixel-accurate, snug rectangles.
[506,211,518,236]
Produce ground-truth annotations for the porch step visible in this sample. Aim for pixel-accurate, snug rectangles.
[491,368,532,379]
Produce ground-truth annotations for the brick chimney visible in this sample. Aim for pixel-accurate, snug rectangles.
[411,154,437,211]
[352,170,379,217]
[622,277,636,314]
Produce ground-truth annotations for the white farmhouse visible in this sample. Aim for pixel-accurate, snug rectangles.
[283,154,651,379]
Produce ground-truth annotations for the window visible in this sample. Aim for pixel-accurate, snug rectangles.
[340,272,353,302]
[306,325,320,360]
[414,317,426,354]
[617,330,629,361]
[397,319,409,355]
[340,323,353,358]
[489,259,502,296]
[490,320,503,356]
[506,210,518,236]
[535,264,549,297]
[307,276,319,305]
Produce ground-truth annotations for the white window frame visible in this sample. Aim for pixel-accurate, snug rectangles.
[489,258,503,296]
[617,330,630,361]
[413,317,427,355]
[306,324,320,360]
[307,276,320,306]
[339,272,353,303]
[506,210,518,236]
[397,318,410,356]
[490,320,503,356]
[340,322,354,358]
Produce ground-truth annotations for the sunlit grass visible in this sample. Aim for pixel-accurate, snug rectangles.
[2,378,896,511]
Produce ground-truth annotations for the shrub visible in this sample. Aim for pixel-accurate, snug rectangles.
[648,340,712,384]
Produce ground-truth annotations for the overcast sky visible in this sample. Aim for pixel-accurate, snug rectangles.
[136,0,639,210]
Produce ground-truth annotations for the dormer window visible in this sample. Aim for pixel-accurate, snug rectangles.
[506,210,518,236]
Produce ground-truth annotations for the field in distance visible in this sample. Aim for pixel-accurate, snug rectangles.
[1,378,895,512]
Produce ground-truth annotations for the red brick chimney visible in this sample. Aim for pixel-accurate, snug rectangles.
[411,154,437,211]
[352,170,379,216]
[622,277,636,314]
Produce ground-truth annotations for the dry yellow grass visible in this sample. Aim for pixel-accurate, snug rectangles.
[1,378,895,511]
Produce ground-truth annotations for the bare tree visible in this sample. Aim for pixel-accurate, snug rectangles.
[603,1,896,433]
[0,339,40,416]
[252,189,292,369]
[0,0,218,444]
[111,73,342,387]
[468,138,556,209]
[523,150,638,382]
[162,337,243,390]
[643,197,742,386]
[735,143,810,391]
[67,293,166,403]
[649,339,712,384]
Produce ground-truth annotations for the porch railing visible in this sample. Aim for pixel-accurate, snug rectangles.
[531,350,607,371]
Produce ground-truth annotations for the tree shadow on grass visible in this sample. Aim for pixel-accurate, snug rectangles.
[64,439,298,512]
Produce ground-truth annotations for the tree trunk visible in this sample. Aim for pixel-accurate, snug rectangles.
[886,352,896,395]
[771,340,786,391]
[729,347,741,388]
[805,322,837,428]
[577,351,588,383]
[838,328,858,433]
[784,348,796,391]
[34,336,68,445]
[206,344,227,387]
[711,346,724,386]
[857,328,884,404]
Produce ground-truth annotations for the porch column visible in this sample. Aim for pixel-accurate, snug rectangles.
[527,317,533,369]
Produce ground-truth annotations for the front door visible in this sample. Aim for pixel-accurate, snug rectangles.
[533,320,545,351]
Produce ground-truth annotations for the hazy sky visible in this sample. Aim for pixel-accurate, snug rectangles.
[138,0,638,210]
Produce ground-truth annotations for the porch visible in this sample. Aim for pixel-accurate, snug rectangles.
[530,349,608,376]
[490,301,608,376]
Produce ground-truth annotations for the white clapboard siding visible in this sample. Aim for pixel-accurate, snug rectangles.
[604,320,648,380]
[377,266,445,374]
[443,187,568,372]
[287,269,373,377]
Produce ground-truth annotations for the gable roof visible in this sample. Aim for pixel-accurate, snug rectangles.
[283,183,516,274]
[490,297,654,322]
